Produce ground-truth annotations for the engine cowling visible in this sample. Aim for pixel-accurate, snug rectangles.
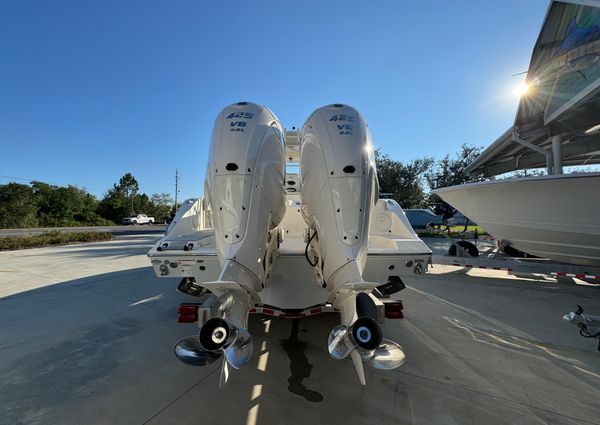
[300,104,377,290]
[205,102,286,293]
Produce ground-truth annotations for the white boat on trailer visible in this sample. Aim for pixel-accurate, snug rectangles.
[148,102,431,386]
[434,0,600,269]
[434,172,600,267]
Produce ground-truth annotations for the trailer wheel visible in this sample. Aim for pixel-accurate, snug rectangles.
[448,240,479,257]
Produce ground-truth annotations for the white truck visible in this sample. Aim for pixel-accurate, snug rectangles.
[122,214,155,225]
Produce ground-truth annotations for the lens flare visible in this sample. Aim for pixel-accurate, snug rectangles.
[514,82,530,98]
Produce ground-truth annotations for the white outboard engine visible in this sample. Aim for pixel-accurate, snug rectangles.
[301,104,404,384]
[205,101,286,294]
[175,102,286,385]
[301,103,377,295]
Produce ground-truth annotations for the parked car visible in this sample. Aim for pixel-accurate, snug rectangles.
[122,214,155,225]
[403,209,444,229]
[447,211,476,227]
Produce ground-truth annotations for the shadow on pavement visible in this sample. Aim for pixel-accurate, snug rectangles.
[2,265,600,425]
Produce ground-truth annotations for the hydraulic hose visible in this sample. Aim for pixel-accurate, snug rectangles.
[304,230,319,267]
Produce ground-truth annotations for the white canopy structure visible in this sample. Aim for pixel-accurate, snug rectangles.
[466,0,600,177]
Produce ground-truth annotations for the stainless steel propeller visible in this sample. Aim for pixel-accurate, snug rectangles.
[174,317,253,387]
[327,318,406,381]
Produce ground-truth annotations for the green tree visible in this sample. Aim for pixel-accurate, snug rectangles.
[376,152,433,208]
[74,191,112,225]
[98,189,128,224]
[498,168,546,179]
[133,193,151,215]
[119,173,139,215]
[0,183,38,228]
[149,193,173,222]
[425,144,484,218]
[32,181,109,226]
[98,173,140,223]
[425,144,484,190]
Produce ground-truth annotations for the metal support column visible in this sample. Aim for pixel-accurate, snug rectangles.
[552,135,563,175]
[512,130,553,174]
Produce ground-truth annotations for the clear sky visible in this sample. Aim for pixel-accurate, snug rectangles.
[0,0,549,201]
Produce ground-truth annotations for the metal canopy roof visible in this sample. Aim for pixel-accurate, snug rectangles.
[464,125,600,176]
[467,0,600,177]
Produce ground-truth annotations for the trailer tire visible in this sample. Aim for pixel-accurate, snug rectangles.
[448,240,479,257]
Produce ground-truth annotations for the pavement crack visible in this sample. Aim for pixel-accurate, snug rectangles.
[142,365,221,424]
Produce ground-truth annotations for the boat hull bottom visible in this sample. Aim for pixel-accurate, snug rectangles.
[482,222,600,267]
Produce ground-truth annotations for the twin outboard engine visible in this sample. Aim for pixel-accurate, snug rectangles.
[174,102,405,386]
[301,105,405,384]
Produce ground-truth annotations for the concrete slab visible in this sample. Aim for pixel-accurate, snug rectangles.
[1,235,599,425]
[0,235,160,297]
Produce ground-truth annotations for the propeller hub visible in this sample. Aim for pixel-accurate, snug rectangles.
[212,327,227,344]
[199,318,231,351]
[351,317,382,351]
[356,327,372,344]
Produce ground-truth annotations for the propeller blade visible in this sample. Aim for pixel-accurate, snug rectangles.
[351,350,367,385]
[360,338,406,370]
[219,358,229,388]
[174,336,222,367]
[224,327,253,369]
[327,325,355,360]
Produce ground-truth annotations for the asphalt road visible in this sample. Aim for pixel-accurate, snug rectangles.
[1,235,599,425]
[0,225,167,237]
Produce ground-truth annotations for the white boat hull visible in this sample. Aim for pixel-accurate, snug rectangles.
[433,173,600,266]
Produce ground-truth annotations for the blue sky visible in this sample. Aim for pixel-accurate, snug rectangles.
[0,0,548,200]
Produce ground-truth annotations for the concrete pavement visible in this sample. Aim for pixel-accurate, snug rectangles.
[1,235,599,424]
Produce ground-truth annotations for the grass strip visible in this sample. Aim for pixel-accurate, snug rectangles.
[0,231,113,250]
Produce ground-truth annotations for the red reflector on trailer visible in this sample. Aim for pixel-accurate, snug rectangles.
[177,304,198,323]
[178,305,197,315]
[384,301,404,319]
[178,314,197,323]
[387,311,404,319]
